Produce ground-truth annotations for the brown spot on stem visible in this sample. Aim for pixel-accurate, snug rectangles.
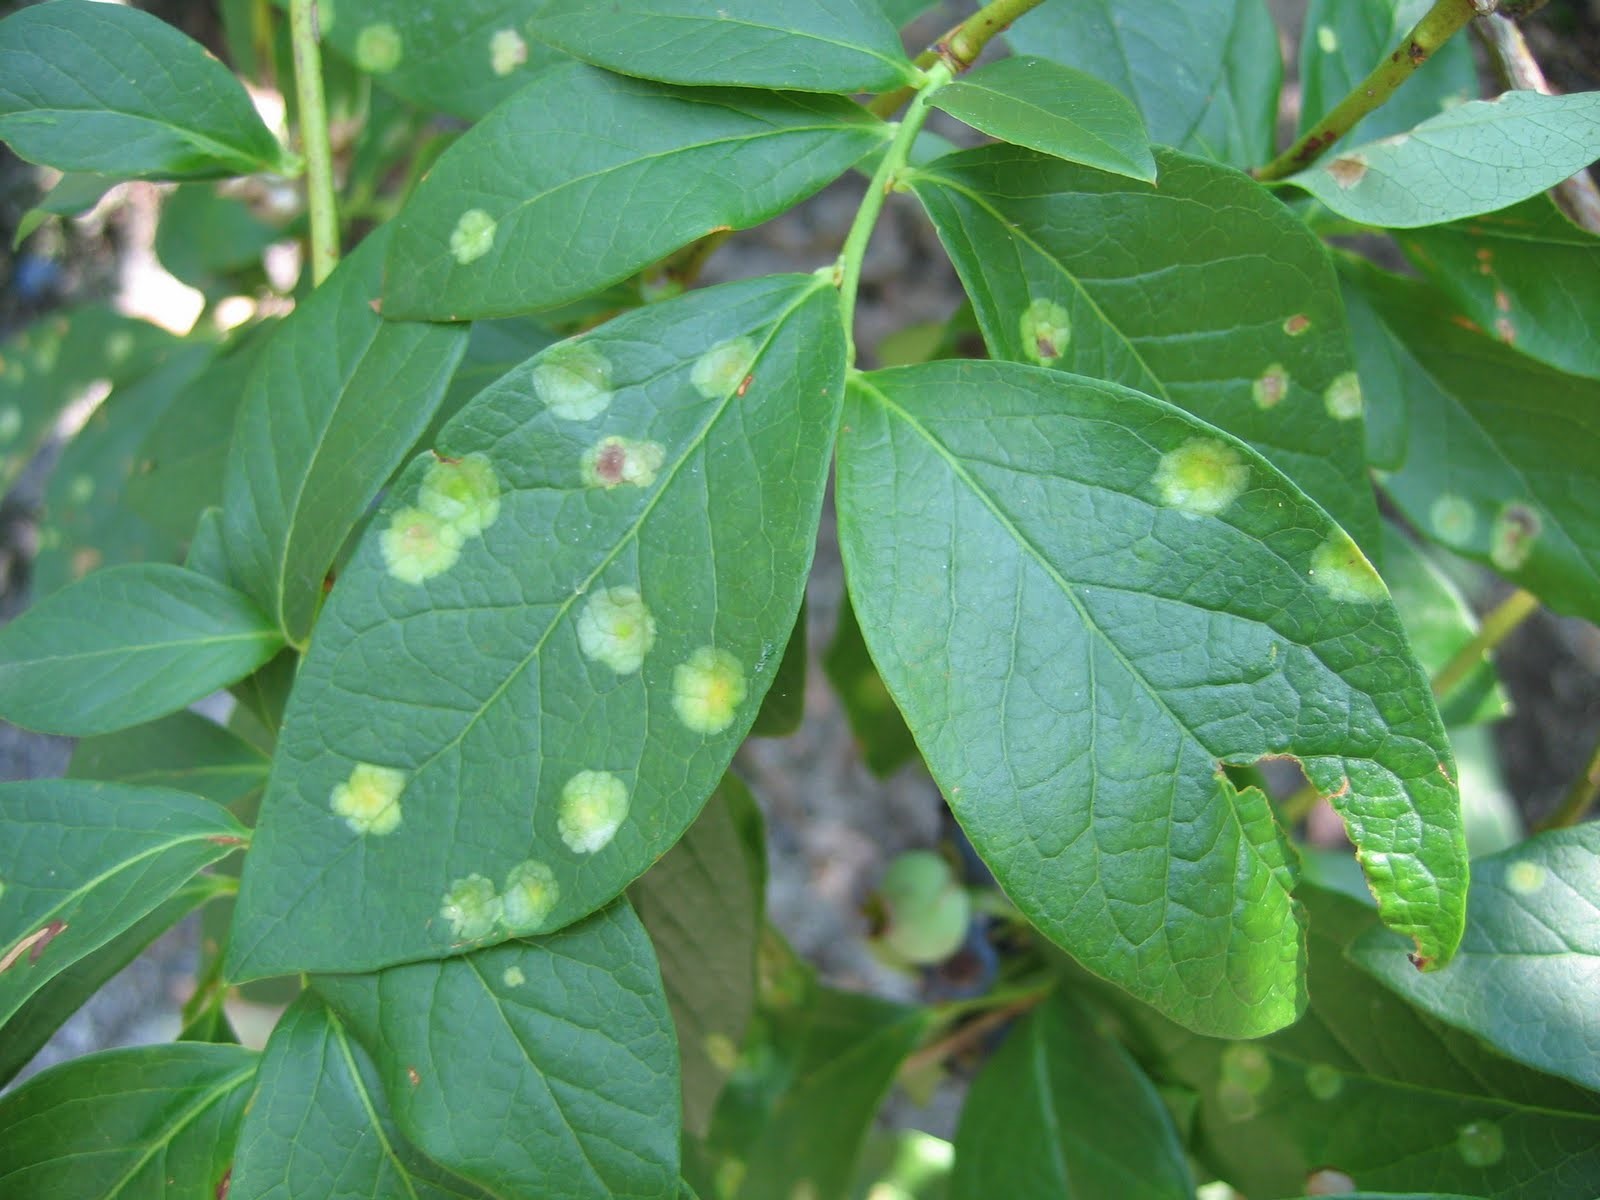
[207,835,247,847]
[1408,40,1428,65]
[736,374,753,397]
[216,1167,232,1200]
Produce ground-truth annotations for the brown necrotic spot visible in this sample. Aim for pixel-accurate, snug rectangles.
[581,436,665,489]
[1327,155,1368,189]
[1490,502,1541,571]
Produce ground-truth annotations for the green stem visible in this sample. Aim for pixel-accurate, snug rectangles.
[1255,0,1484,182]
[869,0,1050,118]
[290,0,339,285]
[1537,732,1600,832]
[837,61,952,365]
[1432,587,1539,703]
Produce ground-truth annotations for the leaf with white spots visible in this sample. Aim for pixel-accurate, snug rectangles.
[1341,260,1600,624]
[908,144,1379,551]
[0,780,245,1032]
[1297,0,1478,153]
[227,275,843,979]
[1006,0,1280,168]
[311,902,678,1200]
[221,230,468,647]
[1097,885,1600,1199]
[268,0,568,120]
[1398,196,1600,380]
[382,62,888,320]
[1287,91,1600,229]
[950,990,1193,1199]
[230,994,490,1200]
[531,0,917,93]
[1352,822,1600,1095]
[836,361,1465,1037]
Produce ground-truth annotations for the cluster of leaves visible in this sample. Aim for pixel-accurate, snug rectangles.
[0,0,1598,1197]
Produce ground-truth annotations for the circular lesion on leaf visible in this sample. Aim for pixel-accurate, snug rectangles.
[1309,532,1386,603]
[440,873,501,940]
[576,587,657,675]
[330,763,406,835]
[557,770,629,854]
[581,436,665,489]
[501,859,560,931]
[448,209,497,266]
[420,452,501,537]
[534,342,614,421]
[691,336,757,400]
[354,22,403,73]
[1019,297,1071,366]
[672,646,748,734]
[1152,438,1249,518]
[380,507,464,584]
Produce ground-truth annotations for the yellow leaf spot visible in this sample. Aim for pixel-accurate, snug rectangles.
[576,587,657,675]
[672,646,747,734]
[581,435,665,489]
[502,965,526,987]
[354,22,403,73]
[1309,532,1386,603]
[691,336,757,400]
[489,28,528,76]
[1323,371,1363,420]
[1316,24,1338,53]
[1153,438,1249,517]
[534,342,613,421]
[1490,501,1540,571]
[448,209,496,266]
[1505,859,1546,895]
[420,452,501,537]
[330,763,406,836]
[1019,297,1071,365]
[557,770,629,854]
[501,859,559,931]
[1252,363,1290,409]
[380,506,464,584]
[440,873,500,941]
[1429,493,1475,545]
[704,1032,739,1072]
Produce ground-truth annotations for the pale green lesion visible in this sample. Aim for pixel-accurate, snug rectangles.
[1019,297,1071,366]
[448,210,497,266]
[1490,502,1541,571]
[1323,371,1363,420]
[489,28,528,76]
[379,507,464,584]
[1505,859,1546,894]
[1456,1120,1505,1167]
[1429,493,1476,545]
[1153,438,1250,518]
[576,587,657,674]
[501,859,559,931]
[672,646,748,734]
[1304,1062,1343,1100]
[1309,532,1387,603]
[354,22,402,73]
[502,965,526,987]
[581,436,665,489]
[691,336,757,400]
[557,770,629,854]
[419,453,501,537]
[330,763,407,836]
[1252,363,1289,410]
[534,342,614,420]
[440,873,500,941]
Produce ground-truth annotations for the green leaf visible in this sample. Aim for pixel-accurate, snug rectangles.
[1298,0,1478,150]
[824,589,919,777]
[0,875,221,1087]
[750,602,806,737]
[0,0,288,180]
[1342,260,1600,623]
[0,566,281,739]
[908,144,1379,550]
[0,1042,256,1197]
[222,230,468,646]
[877,0,941,25]
[837,362,1465,1037]
[632,775,766,1136]
[950,990,1193,1199]
[32,345,214,598]
[1352,822,1600,1094]
[929,57,1156,183]
[712,982,928,1200]
[227,275,842,979]
[126,321,279,544]
[424,315,561,453]
[1397,196,1600,379]
[0,304,179,500]
[1006,0,1280,168]
[312,902,679,1199]
[231,994,488,1200]
[154,184,278,291]
[282,0,568,121]
[382,63,888,320]
[1380,524,1509,727]
[1287,91,1600,228]
[1108,887,1600,1199]
[68,710,271,810]
[531,0,916,93]
[12,170,118,248]
[0,780,244,1030]
[0,563,283,736]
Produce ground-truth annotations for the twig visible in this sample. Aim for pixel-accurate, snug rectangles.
[899,986,1047,1078]
[1431,587,1540,703]
[289,0,339,284]
[869,0,1050,118]
[1536,732,1600,831]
